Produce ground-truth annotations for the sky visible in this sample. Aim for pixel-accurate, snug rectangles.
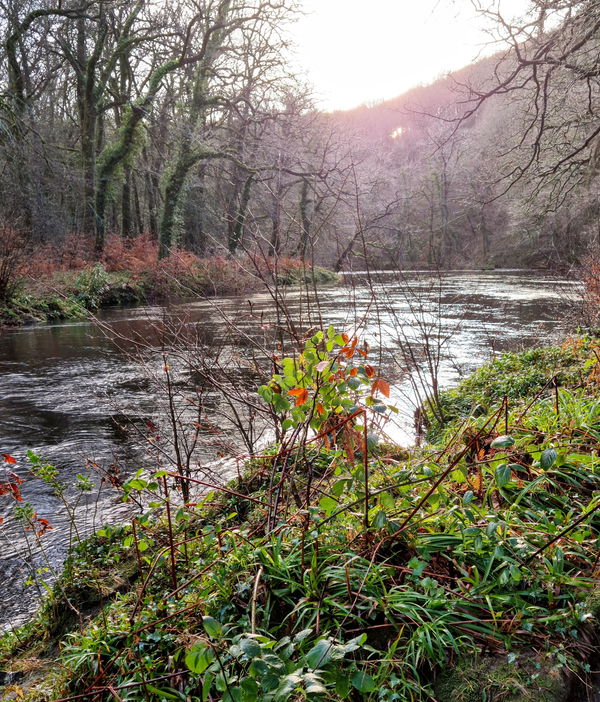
[291,0,524,111]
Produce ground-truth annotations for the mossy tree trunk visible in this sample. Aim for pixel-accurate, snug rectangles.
[157,3,230,258]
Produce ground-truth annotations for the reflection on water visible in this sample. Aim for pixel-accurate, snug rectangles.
[0,270,578,629]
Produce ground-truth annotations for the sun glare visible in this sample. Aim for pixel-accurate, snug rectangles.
[292,0,524,111]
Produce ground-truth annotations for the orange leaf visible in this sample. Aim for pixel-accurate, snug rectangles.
[364,364,375,378]
[1,454,16,464]
[341,333,349,343]
[288,387,309,406]
[316,403,325,416]
[372,378,390,398]
[349,368,358,377]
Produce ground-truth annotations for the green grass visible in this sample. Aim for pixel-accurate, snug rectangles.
[2,339,600,700]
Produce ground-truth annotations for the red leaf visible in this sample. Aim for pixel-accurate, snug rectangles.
[2,454,16,465]
[10,483,23,501]
[364,364,375,378]
[288,387,309,406]
[372,378,391,398]
[316,403,325,416]
[341,333,350,344]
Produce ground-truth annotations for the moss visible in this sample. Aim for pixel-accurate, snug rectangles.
[275,264,340,286]
[435,656,570,702]
[425,340,594,441]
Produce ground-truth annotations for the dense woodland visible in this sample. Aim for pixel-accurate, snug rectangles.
[2,0,600,274]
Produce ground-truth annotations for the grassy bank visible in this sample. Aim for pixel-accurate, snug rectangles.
[1,337,600,701]
[0,253,340,327]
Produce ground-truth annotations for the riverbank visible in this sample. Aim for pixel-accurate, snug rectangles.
[0,253,340,328]
[1,336,600,701]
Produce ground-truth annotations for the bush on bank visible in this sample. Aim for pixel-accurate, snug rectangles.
[0,232,340,326]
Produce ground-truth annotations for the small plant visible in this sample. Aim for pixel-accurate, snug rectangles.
[73,263,110,310]
[258,326,395,444]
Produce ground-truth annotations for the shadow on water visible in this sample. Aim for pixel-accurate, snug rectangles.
[0,270,579,629]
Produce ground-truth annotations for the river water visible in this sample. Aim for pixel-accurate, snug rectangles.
[0,270,578,630]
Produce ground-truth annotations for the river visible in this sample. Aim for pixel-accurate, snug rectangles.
[0,270,579,630]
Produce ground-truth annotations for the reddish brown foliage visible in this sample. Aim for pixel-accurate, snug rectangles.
[0,226,28,302]
[101,233,158,273]
[580,246,600,326]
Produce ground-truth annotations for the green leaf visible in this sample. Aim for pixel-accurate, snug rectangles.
[351,671,376,693]
[127,478,147,491]
[258,386,273,403]
[223,688,243,702]
[379,491,395,510]
[332,479,350,497]
[341,633,366,653]
[293,628,313,642]
[240,637,262,659]
[372,509,387,528]
[202,616,223,639]
[240,677,259,701]
[249,658,270,678]
[319,496,338,516]
[463,490,475,504]
[540,448,558,470]
[495,463,511,488]
[185,642,214,674]
[491,435,515,449]
[335,673,350,697]
[306,639,334,668]
[305,679,327,695]
[145,685,183,700]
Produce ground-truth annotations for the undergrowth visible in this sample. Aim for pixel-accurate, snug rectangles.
[0,233,340,327]
[1,336,600,701]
